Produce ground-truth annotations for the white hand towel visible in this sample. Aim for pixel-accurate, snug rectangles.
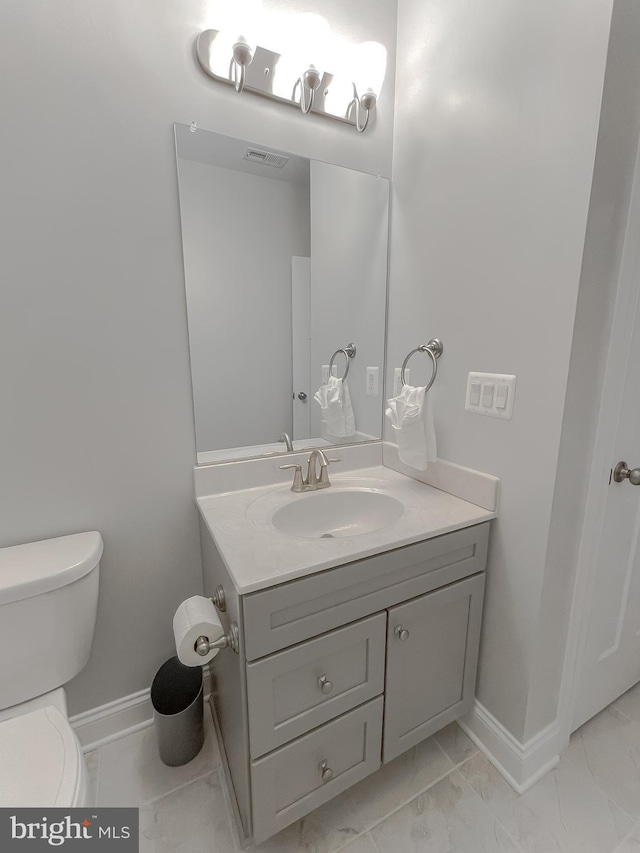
[314,376,356,438]
[385,384,437,470]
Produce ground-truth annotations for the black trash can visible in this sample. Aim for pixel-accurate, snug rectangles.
[151,657,204,767]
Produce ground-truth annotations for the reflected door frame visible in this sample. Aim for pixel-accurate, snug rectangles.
[291,256,311,440]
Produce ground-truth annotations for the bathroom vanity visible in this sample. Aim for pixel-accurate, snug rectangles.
[196,459,495,844]
[174,122,497,842]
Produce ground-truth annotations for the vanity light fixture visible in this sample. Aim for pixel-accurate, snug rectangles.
[294,65,322,114]
[348,87,377,133]
[195,29,384,133]
[230,36,254,92]
[347,41,387,133]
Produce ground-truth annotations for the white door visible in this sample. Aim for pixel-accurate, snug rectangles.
[571,146,640,731]
[291,257,311,440]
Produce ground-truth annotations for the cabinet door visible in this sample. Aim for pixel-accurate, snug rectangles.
[383,573,485,763]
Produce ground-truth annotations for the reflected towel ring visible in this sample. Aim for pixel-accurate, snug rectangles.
[328,343,357,381]
[400,338,443,392]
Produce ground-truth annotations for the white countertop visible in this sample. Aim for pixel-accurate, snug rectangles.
[197,465,496,594]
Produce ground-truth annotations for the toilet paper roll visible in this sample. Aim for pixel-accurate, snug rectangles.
[173,595,224,667]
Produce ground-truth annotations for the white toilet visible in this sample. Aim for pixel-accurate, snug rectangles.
[0,531,102,807]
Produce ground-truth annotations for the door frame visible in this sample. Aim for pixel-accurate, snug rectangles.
[558,136,640,747]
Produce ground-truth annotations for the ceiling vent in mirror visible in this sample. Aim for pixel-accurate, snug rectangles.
[243,148,289,169]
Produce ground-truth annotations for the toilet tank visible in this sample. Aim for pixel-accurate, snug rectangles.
[0,532,102,711]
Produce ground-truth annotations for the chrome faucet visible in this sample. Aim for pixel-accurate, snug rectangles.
[277,432,294,452]
[280,449,341,493]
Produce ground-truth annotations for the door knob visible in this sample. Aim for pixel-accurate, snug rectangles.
[394,625,410,641]
[297,392,307,401]
[613,462,640,486]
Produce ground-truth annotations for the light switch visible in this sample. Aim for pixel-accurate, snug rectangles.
[496,384,509,409]
[482,383,495,408]
[469,382,481,406]
[366,367,379,396]
[466,372,517,419]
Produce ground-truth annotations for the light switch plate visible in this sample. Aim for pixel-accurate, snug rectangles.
[466,372,516,419]
[366,367,379,396]
[393,367,409,397]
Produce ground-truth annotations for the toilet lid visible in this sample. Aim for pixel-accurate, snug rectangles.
[0,707,81,806]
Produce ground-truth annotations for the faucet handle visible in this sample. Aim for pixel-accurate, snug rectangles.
[318,457,342,485]
[279,464,304,493]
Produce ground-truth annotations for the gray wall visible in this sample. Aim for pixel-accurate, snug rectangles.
[388,0,613,740]
[178,159,310,452]
[0,0,397,714]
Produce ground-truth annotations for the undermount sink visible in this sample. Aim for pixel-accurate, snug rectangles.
[271,489,405,539]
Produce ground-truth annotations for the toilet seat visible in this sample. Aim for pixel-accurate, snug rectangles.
[0,706,86,806]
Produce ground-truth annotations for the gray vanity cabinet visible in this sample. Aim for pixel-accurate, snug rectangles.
[201,519,490,845]
[383,573,485,762]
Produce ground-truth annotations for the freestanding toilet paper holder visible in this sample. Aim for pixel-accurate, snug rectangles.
[195,622,240,657]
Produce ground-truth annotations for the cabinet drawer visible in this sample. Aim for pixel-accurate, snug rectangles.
[247,613,386,757]
[243,523,489,660]
[251,698,382,843]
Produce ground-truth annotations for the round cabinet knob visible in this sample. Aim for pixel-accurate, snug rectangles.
[394,625,410,642]
[614,461,640,485]
[318,675,334,695]
[318,760,334,783]
[297,392,307,401]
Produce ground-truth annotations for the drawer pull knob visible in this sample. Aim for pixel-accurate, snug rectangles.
[318,760,334,783]
[318,675,334,695]
[395,625,410,642]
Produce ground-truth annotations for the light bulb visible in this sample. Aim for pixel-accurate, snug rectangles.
[271,13,332,100]
[207,0,263,78]
[352,41,387,100]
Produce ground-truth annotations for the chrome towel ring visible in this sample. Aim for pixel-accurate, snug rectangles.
[400,338,443,392]
[329,343,356,381]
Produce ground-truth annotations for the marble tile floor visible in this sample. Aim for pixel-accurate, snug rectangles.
[86,682,640,853]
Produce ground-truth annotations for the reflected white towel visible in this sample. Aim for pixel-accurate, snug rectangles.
[385,384,437,470]
[314,376,356,438]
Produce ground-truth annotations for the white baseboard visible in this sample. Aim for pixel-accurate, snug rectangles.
[70,668,212,753]
[459,700,560,794]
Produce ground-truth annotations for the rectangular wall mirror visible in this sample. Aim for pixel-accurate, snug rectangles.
[174,123,390,464]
